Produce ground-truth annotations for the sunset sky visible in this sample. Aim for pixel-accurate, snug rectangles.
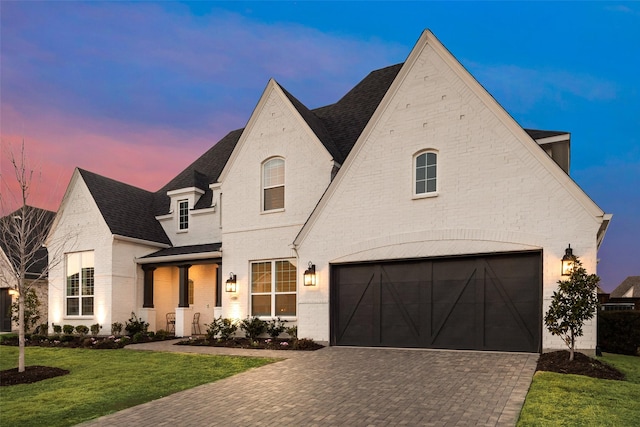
[1,2,638,291]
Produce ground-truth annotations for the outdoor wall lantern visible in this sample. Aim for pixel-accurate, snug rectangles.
[8,288,19,297]
[561,244,575,276]
[303,262,317,286]
[225,273,237,293]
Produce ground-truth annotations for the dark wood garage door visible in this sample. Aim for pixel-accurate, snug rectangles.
[331,252,541,352]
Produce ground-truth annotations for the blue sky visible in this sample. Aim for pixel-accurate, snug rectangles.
[1,1,638,291]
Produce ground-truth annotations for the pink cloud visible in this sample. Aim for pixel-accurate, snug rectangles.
[1,104,238,215]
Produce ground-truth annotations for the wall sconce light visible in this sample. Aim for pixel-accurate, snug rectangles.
[225,273,237,292]
[561,245,575,276]
[303,262,316,286]
[8,288,19,297]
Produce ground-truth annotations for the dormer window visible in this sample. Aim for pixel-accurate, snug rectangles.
[263,158,285,211]
[178,200,189,230]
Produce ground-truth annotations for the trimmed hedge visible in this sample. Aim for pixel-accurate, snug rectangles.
[598,311,640,355]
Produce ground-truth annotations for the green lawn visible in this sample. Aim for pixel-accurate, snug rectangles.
[518,353,640,426]
[0,346,276,426]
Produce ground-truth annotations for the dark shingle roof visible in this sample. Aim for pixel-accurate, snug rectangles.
[140,243,222,259]
[524,129,569,140]
[0,206,55,278]
[79,169,171,245]
[313,63,403,162]
[277,83,342,162]
[610,276,640,298]
[155,129,242,215]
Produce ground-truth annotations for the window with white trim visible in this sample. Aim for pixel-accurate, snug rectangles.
[66,251,94,316]
[414,151,437,195]
[251,259,296,317]
[262,158,284,211]
[178,199,189,230]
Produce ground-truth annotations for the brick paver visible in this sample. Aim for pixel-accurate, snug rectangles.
[78,342,537,426]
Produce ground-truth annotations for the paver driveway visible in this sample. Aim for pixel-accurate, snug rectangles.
[80,344,537,427]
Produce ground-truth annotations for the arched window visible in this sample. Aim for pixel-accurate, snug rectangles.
[414,151,437,196]
[263,158,285,211]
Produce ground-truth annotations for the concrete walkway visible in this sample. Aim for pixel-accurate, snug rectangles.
[79,340,538,426]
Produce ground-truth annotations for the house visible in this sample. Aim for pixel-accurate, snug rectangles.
[600,276,640,311]
[0,206,55,332]
[46,30,611,353]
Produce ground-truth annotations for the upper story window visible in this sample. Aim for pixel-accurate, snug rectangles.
[66,251,94,316]
[262,158,285,211]
[178,200,189,230]
[414,151,438,196]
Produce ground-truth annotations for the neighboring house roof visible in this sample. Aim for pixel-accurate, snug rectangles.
[0,206,55,279]
[79,169,172,245]
[610,276,640,298]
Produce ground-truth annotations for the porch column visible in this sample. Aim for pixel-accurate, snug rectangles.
[178,264,192,308]
[142,266,156,308]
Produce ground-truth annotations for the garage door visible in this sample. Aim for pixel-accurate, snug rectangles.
[331,252,541,352]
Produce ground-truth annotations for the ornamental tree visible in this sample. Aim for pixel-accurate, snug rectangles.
[544,257,600,361]
[0,141,69,372]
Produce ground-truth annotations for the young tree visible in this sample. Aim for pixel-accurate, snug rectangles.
[0,141,64,372]
[544,257,600,361]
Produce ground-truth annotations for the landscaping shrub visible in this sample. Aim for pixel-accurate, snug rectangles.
[75,325,90,336]
[132,332,145,343]
[111,322,123,336]
[91,323,102,336]
[598,311,640,355]
[285,325,297,340]
[0,333,18,345]
[206,317,238,341]
[124,312,148,336]
[292,338,323,351]
[52,324,62,334]
[266,317,287,339]
[62,325,75,335]
[34,322,48,336]
[240,316,267,342]
[154,329,172,340]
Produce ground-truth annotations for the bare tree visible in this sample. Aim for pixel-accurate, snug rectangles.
[0,141,66,373]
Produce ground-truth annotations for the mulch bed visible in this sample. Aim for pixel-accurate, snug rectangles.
[176,337,324,351]
[0,366,70,386]
[536,350,625,381]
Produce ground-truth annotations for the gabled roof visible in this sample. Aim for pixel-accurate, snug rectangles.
[294,29,607,246]
[78,169,171,245]
[610,276,640,298]
[0,206,55,278]
[313,63,403,162]
[155,128,242,214]
[278,83,342,162]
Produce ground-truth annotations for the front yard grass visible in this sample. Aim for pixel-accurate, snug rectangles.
[518,353,640,426]
[0,346,276,426]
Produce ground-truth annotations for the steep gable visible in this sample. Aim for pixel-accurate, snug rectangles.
[295,30,606,247]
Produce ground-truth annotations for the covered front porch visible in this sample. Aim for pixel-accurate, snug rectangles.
[136,243,222,337]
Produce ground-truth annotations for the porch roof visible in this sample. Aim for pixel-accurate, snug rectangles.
[137,243,222,265]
